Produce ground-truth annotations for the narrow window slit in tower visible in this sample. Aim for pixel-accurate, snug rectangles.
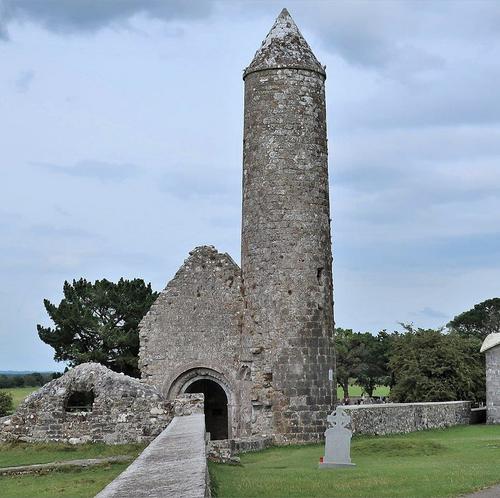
[317,267,324,285]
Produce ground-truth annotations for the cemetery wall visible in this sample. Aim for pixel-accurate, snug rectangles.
[343,401,471,435]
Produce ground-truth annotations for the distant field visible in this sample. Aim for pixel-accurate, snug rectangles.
[336,384,390,398]
[0,387,39,412]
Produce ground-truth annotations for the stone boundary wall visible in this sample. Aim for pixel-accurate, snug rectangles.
[96,413,209,498]
[343,401,471,435]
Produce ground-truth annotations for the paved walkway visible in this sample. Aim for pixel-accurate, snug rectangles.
[463,484,500,498]
[95,414,208,498]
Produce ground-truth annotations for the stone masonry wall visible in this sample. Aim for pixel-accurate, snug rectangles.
[0,363,172,444]
[343,401,471,435]
[485,345,500,424]
[241,63,336,439]
[139,246,251,437]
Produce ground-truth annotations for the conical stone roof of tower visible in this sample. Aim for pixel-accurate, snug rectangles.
[244,8,325,79]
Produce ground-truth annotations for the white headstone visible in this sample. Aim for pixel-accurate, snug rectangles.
[319,406,356,469]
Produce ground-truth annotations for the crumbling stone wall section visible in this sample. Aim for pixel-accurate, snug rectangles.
[241,9,335,442]
[343,401,471,435]
[0,363,171,444]
[484,341,500,424]
[139,245,250,437]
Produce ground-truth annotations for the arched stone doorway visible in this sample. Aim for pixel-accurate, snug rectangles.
[185,379,228,440]
[166,366,234,440]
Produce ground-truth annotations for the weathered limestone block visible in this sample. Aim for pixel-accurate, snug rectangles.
[342,401,471,435]
[0,363,172,444]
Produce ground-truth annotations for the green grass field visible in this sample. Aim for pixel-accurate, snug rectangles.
[336,384,390,398]
[0,441,145,468]
[209,425,500,497]
[1,463,130,498]
[1,386,39,412]
[0,441,145,498]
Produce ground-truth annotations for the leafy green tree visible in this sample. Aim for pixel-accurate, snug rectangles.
[334,328,365,398]
[38,278,158,378]
[356,331,393,397]
[389,325,485,404]
[448,298,500,341]
[0,392,13,416]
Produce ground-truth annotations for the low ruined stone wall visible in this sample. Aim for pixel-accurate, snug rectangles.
[343,401,471,435]
[207,436,273,463]
[0,363,172,444]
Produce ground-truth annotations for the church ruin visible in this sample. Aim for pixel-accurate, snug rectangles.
[139,9,336,443]
[1,9,336,446]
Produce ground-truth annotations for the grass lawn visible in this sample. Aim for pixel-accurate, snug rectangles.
[1,386,39,412]
[209,425,500,497]
[336,384,390,398]
[0,441,146,498]
[0,463,130,498]
[0,441,145,468]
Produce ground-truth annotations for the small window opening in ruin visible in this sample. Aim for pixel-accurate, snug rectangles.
[288,289,292,295]
[65,390,95,413]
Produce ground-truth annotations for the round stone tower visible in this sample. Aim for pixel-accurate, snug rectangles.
[241,9,336,442]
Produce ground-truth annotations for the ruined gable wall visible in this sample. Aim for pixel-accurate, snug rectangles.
[0,363,171,444]
[139,246,244,397]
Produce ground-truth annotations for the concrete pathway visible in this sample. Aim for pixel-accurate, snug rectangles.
[462,484,500,498]
[95,414,208,498]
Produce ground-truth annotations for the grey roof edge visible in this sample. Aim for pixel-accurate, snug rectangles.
[480,333,500,353]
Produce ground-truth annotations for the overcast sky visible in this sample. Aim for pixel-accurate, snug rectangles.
[1,0,499,371]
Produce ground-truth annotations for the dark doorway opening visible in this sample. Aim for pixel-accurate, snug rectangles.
[185,379,228,440]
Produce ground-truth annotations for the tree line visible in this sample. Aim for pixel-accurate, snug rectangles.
[0,371,61,389]
[36,279,499,405]
[335,324,485,404]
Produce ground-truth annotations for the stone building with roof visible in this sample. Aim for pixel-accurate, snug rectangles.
[481,333,500,424]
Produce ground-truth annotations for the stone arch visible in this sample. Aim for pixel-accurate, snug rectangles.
[167,366,235,439]
[186,379,228,440]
